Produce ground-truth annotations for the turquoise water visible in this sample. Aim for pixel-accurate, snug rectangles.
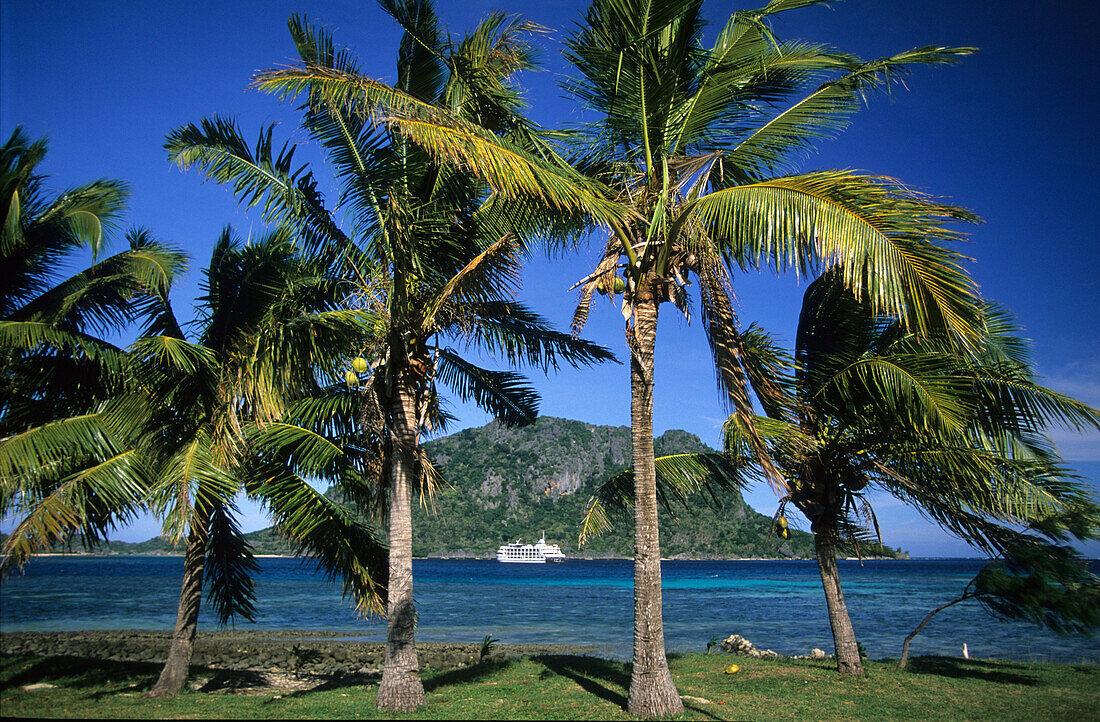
[2,557,1098,663]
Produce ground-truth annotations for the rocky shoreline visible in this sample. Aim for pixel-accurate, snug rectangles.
[0,630,601,681]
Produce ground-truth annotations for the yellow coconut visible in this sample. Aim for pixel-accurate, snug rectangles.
[345,370,359,389]
[724,664,740,674]
[352,356,369,374]
[613,276,626,294]
[777,516,788,529]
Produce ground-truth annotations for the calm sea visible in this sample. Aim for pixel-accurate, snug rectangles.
[2,557,1097,663]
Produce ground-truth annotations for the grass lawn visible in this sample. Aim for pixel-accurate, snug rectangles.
[2,652,1097,720]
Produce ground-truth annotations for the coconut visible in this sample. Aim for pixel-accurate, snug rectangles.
[345,370,359,389]
[613,276,626,294]
[777,516,788,529]
[352,357,369,374]
[724,664,740,674]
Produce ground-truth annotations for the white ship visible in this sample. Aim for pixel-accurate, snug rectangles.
[496,534,566,563]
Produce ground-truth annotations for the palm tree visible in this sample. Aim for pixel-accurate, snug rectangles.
[132,227,388,697]
[719,271,1100,675]
[218,1,982,712]
[167,4,615,710]
[897,536,1100,670]
[0,127,186,567]
[557,0,984,711]
[584,272,1100,678]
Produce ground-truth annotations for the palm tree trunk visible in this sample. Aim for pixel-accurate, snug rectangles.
[813,527,864,676]
[376,374,426,712]
[626,295,683,718]
[145,524,206,698]
[898,594,968,670]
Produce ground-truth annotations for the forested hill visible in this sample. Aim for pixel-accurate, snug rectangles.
[401,416,904,559]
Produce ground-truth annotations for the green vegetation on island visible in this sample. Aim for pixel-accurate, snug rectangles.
[410,417,901,560]
[12,416,907,561]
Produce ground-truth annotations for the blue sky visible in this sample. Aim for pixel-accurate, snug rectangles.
[3,0,1098,557]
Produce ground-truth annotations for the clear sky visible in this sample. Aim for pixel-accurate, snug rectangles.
[3,0,1098,557]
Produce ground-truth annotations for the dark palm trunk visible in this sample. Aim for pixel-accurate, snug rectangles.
[145,524,206,698]
[813,526,864,676]
[376,374,426,712]
[626,294,683,718]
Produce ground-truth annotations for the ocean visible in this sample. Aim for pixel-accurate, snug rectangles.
[2,556,1097,664]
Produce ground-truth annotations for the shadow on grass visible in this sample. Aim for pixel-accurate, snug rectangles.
[197,669,272,693]
[534,654,630,710]
[422,657,513,692]
[1,655,160,693]
[905,656,1041,686]
[1,653,374,702]
[270,672,377,701]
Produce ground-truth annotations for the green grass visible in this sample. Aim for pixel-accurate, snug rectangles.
[2,652,1097,720]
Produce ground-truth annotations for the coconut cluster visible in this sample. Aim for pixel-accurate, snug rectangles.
[345,356,369,388]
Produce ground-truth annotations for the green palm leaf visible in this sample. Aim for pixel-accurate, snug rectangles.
[726,47,974,177]
[580,452,747,544]
[683,171,982,342]
[203,501,260,625]
[247,468,387,615]
[0,447,147,574]
[434,349,538,427]
[445,300,619,371]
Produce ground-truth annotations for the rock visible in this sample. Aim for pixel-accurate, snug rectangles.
[719,634,748,654]
[811,648,827,659]
[718,634,783,660]
[21,683,56,691]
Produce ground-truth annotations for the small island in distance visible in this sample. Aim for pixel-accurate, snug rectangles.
[25,417,906,561]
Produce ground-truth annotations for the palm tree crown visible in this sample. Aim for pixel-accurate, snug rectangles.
[0,127,186,566]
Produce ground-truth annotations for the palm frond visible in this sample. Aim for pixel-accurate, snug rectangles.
[696,261,785,490]
[257,64,629,227]
[423,232,523,326]
[251,469,388,615]
[0,320,125,369]
[164,118,350,257]
[571,235,625,334]
[580,452,747,544]
[444,300,618,371]
[434,349,538,427]
[726,47,974,176]
[0,447,148,575]
[203,500,259,626]
[248,422,345,476]
[683,171,982,343]
[736,323,797,421]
